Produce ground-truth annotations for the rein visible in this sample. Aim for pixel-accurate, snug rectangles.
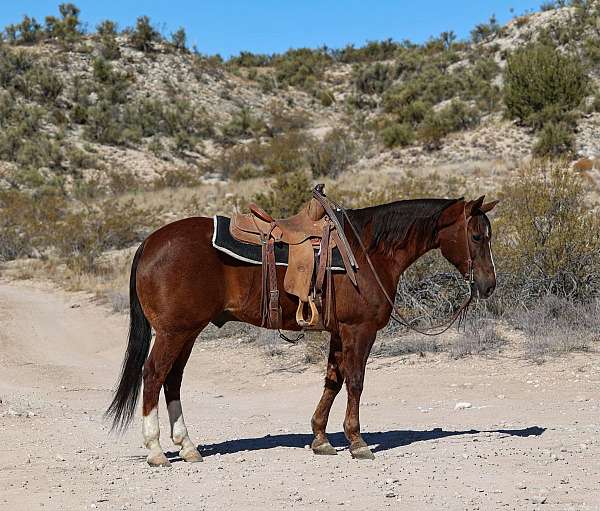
[331,197,475,337]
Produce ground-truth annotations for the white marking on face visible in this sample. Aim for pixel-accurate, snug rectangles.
[142,406,160,450]
[489,241,496,278]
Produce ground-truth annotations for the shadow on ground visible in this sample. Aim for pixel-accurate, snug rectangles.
[166,426,546,460]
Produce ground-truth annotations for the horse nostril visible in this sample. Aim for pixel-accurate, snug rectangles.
[485,285,495,297]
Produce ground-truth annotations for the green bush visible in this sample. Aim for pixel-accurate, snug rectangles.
[354,62,393,94]
[273,48,331,90]
[494,159,600,300]
[222,106,261,139]
[252,171,312,218]
[381,123,414,148]
[533,122,575,158]
[417,100,479,150]
[317,89,334,107]
[171,28,187,51]
[31,66,63,103]
[97,20,121,60]
[129,15,160,52]
[306,129,355,177]
[44,3,82,43]
[470,15,501,43]
[262,132,308,175]
[503,43,589,129]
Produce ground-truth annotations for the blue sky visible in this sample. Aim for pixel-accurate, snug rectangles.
[1,1,544,58]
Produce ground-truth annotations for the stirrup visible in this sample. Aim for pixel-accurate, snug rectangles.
[296,297,320,328]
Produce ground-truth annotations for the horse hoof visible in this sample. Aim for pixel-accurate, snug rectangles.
[147,452,171,467]
[180,447,203,463]
[311,441,337,456]
[350,445,375,460]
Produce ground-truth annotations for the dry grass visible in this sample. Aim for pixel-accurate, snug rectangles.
[508,295,600,362]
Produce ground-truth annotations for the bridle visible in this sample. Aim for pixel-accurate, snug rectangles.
[334,198,476,336]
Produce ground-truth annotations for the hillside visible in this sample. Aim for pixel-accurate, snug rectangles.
[0,2,599,193]
[1,2,600,309]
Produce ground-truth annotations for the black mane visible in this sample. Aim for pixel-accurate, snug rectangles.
[347,198,460,254]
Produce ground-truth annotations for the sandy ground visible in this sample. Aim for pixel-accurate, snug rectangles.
[1,281,600,511]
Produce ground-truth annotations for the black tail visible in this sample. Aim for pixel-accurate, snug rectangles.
[105,241,152,432]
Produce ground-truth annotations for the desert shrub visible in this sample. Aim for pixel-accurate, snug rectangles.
[44,3,83,43]
[306,129,355,178]
[317,89,334,107]
[66,145,97,170]
[30,66,63,103]
[84,101,125,145]
[230,163,262,181]
[471,15,501,43]
[354,62,393,94]
[0,189,64,260]
[153,167,203,189]
[303,332,329,364]
[97,20,121,60]
[273,48,332,90]
[222,106,262,139]
[129,15,161,52]
[438,100,480,131]
[503,43,589,129]
[533,122,575,157]
[50,199,157,272]
[509,296,599,361]
[417,113,447,150]
[380,123,414,148]
[337,39,400,63]
[450,312,506,359]
[252,171,312,218]
[212,141,265,178]
[494,159,600,301]
[264,103,310,136]
[0,47,34,90]
[262,132,308,175]
[4,16,43,45]
[417,100,479,150]
[227,51,272,67]
[171,28,187,51]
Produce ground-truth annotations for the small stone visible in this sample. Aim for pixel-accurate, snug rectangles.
[454,402,472,411]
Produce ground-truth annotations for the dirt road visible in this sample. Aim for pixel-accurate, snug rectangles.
[1,281,599,510]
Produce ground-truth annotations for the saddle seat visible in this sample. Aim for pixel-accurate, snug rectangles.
[229,187,357,330]
[231,198,328,246]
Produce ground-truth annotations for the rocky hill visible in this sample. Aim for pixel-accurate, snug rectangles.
[0,2,599,195]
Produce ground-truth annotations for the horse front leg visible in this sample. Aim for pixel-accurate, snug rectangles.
[340,323,377,460]
[310,332,344,455]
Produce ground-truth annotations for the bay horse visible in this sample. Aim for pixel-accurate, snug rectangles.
[106,195,498,466]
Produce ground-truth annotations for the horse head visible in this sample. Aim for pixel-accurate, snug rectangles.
[436,196,499,299]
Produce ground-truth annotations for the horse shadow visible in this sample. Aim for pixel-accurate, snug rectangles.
[164,425,545,461]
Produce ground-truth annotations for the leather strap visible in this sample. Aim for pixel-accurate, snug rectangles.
[266,237,281,328]
[315,223,331,295]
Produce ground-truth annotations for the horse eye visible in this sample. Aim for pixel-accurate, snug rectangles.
[472,234,483,242]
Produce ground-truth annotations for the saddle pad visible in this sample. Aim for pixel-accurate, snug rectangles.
[212,216,345,270]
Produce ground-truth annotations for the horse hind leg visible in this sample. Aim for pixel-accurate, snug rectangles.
[164,337,203,463]
[142,330,199,467]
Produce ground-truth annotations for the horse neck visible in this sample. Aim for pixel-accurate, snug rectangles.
[353,218,438,299]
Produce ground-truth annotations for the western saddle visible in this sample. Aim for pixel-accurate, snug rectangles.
[229,185,357,330]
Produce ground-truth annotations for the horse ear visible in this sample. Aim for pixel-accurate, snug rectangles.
[438,199,465,228]
[466,196,485,217]
[479,200,499,213]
